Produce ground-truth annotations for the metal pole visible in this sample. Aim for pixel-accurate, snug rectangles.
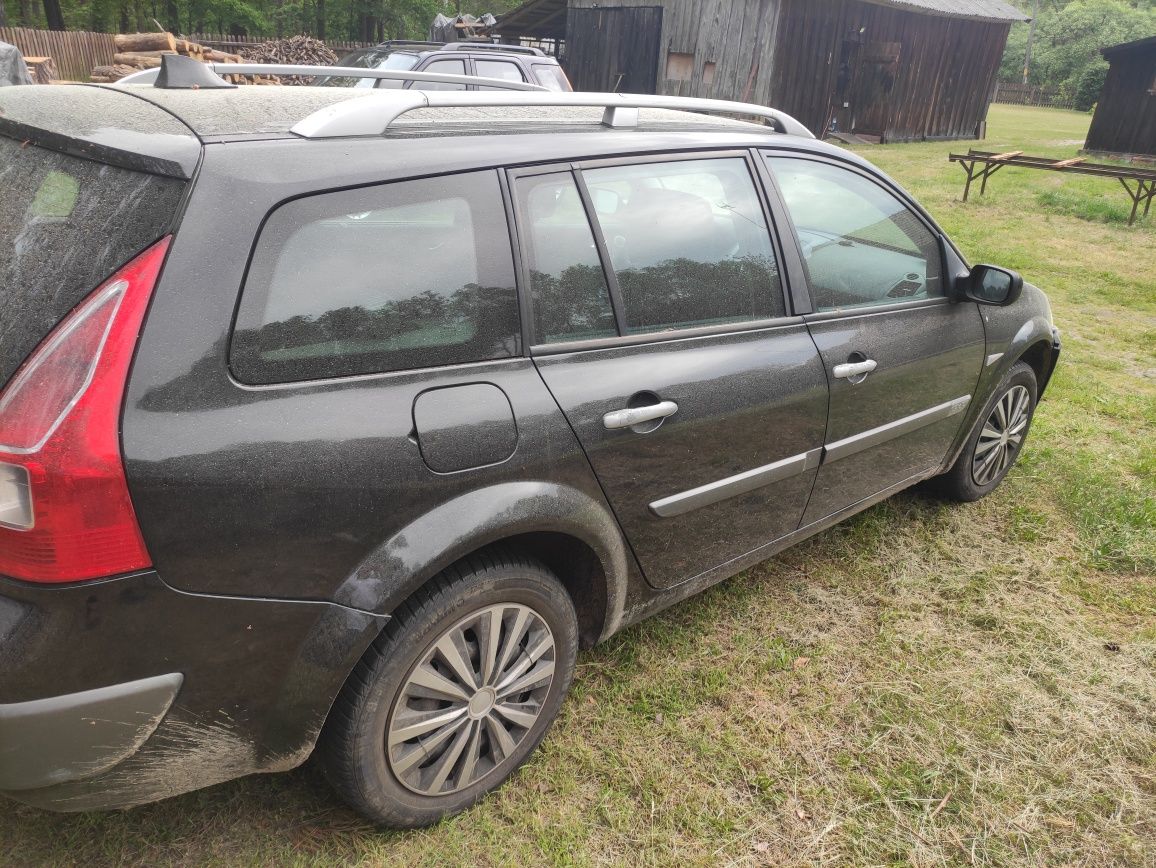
[1022,0,1039,85]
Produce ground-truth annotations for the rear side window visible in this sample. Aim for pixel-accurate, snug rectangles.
[0,136,185,386]
[582,158,785,335]
[231,171,520,384]
[531,64,570,91]
[416,58,467,90]
[513,172,617,343]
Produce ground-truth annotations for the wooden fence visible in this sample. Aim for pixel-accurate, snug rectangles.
[0,28,373,82]
[0,27,114,81]
[186,33,374,54]
[994,81,1078,111]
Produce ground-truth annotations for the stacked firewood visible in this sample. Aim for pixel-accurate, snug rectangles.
[23,56,57,84]
[90,32,281,85]
[239,36,339,85]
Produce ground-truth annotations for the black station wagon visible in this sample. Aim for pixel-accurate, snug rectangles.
[0,62,1059,827]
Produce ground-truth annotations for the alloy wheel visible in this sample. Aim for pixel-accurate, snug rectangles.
[972,384,1031,486]
[386,603,556,796]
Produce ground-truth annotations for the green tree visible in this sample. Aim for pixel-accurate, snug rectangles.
[6,0,524,39]
[1000,0,1156,109]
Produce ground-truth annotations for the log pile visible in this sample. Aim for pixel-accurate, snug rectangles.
[23,56,58,84]
[90,32,281,85]
[239,36,339,85]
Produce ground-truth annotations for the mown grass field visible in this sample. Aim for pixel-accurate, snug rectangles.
[3,104,1154,867]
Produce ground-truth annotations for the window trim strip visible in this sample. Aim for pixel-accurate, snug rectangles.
[572,166,628,334]
[528,314,806,356]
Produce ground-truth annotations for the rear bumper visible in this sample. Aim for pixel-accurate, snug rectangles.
[0,570,384,812]
[0,673,182,791]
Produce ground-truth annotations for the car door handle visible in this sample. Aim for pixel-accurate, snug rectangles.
[832,359,878,379]
[602,401,679,430]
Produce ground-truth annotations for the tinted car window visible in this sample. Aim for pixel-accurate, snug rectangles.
[766,157,943,312]
[531,64,570,91]
[417,58,467,90]
[583,158,784,335]
[232,171,519,384]
[313,48,418,88]
[514,172,617,344]
[475,59,525,91]
[0,135,184,386]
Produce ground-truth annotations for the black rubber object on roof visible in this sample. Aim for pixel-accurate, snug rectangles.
[154,53,236,89]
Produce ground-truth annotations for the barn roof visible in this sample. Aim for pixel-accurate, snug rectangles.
[862,0,1029,22]
[497,0,566,39]
[497,0,1029,37]
[1102,36,1156,60]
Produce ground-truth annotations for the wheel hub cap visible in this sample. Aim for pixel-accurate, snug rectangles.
[468,687,497,719]
[386,603,556,797]
[972,384,1030,486]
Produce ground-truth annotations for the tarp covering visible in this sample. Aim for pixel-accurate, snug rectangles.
[0,41,33,87]
[429,13,497,43]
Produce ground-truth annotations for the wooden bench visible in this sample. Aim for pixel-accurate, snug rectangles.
[948,148,1156,225]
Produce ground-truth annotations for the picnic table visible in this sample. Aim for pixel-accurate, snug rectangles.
[949,149,1156,225]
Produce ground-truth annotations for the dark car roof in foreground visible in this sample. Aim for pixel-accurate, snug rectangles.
[0,84,201,177]
[107,82,798,139]
[0,82,870,178]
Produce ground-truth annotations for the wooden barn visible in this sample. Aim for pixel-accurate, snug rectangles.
[1085,37,1156,161]
[498,0,1027,142]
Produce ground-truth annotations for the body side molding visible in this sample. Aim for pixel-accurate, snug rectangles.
[823,395,971,464]
[647,395,971,521]
[649,448,822,518]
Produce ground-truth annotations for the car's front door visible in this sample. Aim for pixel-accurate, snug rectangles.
[761,152,985,526]
[510,154,829,589]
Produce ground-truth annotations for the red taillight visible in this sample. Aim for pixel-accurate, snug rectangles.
[0,237,169,583]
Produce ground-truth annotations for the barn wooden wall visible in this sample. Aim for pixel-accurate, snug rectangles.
[568,0,785,104]
[770,1,1010,142]
[566,0,1010,143]
[1085,46,1156,158]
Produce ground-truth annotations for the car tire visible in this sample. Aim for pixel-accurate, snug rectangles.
[317,549,578,828]
[933,361,1038,502]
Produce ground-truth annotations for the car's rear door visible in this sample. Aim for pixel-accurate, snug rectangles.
[511,153,829,589]
[760,152,985,525]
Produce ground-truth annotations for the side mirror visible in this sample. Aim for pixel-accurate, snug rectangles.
[959,264,1023,306]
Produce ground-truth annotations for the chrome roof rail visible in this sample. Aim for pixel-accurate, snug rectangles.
[290,91,815,139]
[116,63,551,89]
[442,42,546,56]
[206,63,549,90]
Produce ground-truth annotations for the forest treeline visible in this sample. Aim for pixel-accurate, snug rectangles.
[0,0,521,42]
[1003,0,1156,109]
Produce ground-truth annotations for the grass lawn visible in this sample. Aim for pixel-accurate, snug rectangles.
[3,104,1153,867]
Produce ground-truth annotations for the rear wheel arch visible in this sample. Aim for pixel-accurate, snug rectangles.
[475,532,608,649]
[317,547,580,826]
[331,481,631,646]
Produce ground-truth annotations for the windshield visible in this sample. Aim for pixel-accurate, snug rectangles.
[313,48,420,87]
